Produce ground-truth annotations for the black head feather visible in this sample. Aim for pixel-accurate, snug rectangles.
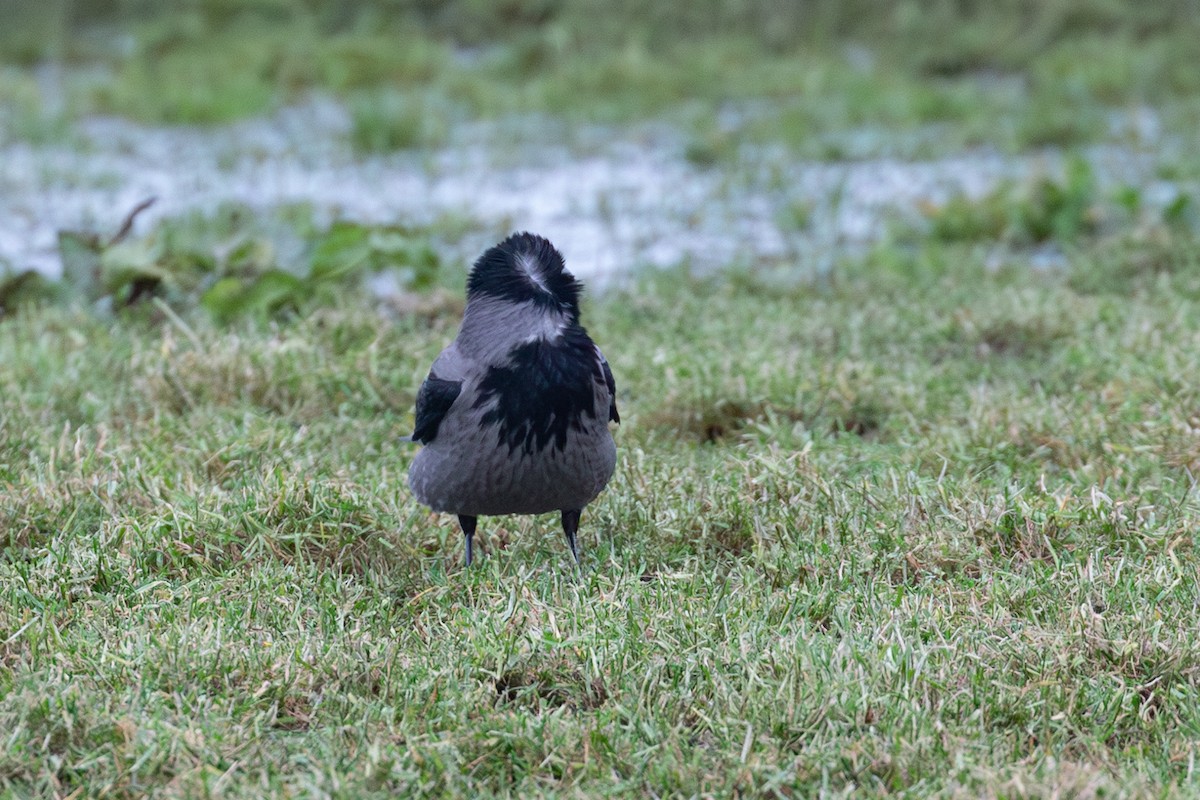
[466,232,582,315]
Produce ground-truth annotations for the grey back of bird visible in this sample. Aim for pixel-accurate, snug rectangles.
[407,233,618,562]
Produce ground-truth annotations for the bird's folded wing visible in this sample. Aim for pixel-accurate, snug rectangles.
[411,344,477,443]
[596,346,619,424]
[412,376,462,443]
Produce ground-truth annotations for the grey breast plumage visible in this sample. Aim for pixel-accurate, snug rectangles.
[407,232,618,561]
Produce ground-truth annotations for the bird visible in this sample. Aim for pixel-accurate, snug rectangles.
[408,232,619,566]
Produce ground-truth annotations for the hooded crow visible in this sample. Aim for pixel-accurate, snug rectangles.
[408,232,619,565]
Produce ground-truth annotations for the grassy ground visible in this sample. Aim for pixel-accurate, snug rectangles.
[4,230,1200,796]
[4,1,1200,797]
[4,0,1200,158]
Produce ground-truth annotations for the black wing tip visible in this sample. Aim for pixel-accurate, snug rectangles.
[467,232,582,312]
[600,356,619,424]
[413,377,462,445]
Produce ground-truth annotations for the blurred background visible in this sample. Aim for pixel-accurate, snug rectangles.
[2,0,1200,315]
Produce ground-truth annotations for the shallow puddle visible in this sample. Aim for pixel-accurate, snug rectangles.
[0,96,1181,283]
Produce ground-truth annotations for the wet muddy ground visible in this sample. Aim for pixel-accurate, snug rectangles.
[0,96,1184,283]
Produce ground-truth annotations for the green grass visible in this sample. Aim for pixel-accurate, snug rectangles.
[4,0,1200,157]
[347,88,450,153]
[2,203,473,320]
[4,231,1200,796]
[3,2,1200,794]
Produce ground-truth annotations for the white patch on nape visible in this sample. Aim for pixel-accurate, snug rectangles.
[517,252,551,294]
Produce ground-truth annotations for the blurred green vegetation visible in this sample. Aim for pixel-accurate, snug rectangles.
[7,0,1200,67]
[0,201,472,321]
[3,0,1200,153]
[919,158,1198,247]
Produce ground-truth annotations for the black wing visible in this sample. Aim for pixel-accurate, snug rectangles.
[411,376,462,444]
[600,356,619,424]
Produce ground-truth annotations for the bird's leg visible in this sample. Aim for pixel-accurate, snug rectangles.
[561,509,582,565]
[458,515,477,566]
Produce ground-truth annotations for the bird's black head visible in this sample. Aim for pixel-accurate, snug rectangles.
[466,233,582,317]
